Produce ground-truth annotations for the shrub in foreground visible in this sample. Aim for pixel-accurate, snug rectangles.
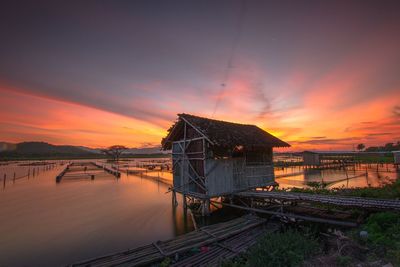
[362,212,400,265]
[246,229,319,267]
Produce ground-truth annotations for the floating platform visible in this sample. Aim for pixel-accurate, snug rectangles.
[56,162,119,183]
[235,190,400,211]
[92,162,121,178]
[70,215,267,267]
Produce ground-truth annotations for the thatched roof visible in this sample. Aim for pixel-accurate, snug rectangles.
[162,113,290,150]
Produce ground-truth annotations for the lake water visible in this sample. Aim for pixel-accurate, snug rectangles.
[0,160,192,267]
[0,159,398,266]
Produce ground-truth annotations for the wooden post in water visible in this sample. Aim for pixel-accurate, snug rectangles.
[202,199,210,216]
[183,194,187,209]
[13,172,16,183]
[172,190,178,207]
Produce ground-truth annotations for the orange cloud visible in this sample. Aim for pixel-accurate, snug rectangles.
[0,86,166,148]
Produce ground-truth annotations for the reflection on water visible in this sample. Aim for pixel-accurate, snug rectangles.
[275,164,400,189]
[0,160,192,267]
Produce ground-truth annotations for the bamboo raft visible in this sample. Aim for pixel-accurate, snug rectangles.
[92,162,121,178]
[70,215,266,267]
[57,162,118,182]
[236,190,400,211]
[171,223,278,267]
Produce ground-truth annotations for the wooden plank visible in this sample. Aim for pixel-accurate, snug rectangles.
[70,215,265,267]
[213,201,358,227]
[236,191,400,211]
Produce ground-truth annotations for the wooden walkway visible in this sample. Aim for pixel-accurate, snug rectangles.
[171,223,277,267]
[236,190,400,211]
[70,215,266,267]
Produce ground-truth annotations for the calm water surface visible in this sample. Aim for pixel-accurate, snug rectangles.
[0,160,192,267]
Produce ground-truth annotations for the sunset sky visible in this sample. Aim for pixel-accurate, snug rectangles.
[0,0,399,150]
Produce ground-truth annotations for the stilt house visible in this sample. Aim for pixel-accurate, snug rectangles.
[161,114,290,200]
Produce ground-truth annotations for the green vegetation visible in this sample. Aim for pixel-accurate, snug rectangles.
[248,229,319,267]
[336,255,353,267]
[101,145,128,162]
[357,143,365,151]
[360,212,400,265]
[159,257,171,267]
[222,229,320,267]
[365,141,400,152]
[224,178,400,267]
[354,154,393,163]
[222,212,400,267]
[288,178,400,199]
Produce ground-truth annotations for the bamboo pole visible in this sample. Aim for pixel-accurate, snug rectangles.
[214,201,357,227]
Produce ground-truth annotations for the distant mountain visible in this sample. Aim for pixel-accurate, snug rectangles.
[0,141,167,159]
[77,146,102,154]
[77,146,163,154]
[123,147,163,154]
[0,142,93,156]
[0,142,15,152]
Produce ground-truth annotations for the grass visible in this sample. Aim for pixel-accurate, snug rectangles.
[222,229,320,267]
[359,212,400,265]
[354,155,394,164]
[248,229,320,267]
[287,178,400,199]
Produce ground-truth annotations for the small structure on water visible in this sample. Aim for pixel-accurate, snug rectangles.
[394,151,400,166]
[302,151,356,168]
[161,114,290,215]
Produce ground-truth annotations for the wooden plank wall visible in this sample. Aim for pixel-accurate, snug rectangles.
[205,158,275,197]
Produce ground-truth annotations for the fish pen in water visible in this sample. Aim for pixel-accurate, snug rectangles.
[56,162,120,183]
[1,161,62,188]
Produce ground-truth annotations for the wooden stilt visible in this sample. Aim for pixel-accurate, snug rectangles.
[172,190,178,207]
[183,194,187,209]
[202,199,210,216]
